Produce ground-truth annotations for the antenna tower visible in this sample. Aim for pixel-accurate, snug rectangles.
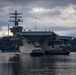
[9,10,23,35]
[9,10,23,26]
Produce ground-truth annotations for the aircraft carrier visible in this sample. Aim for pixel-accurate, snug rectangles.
[9,10,71,53]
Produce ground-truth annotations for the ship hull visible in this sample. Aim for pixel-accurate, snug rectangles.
[30,53,44,56]
[45,51,70,55]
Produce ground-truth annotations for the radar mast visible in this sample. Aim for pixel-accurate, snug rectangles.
[9,10,23,35]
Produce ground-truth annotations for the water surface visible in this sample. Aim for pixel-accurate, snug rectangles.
[0,52,76,75]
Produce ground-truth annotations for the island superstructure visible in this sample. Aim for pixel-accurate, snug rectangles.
[9,10,58,53]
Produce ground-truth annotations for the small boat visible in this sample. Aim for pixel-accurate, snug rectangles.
[45,44,70,55]
[30,47,44,56]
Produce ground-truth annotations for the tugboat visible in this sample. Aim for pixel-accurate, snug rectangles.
[30,47,44,56]
[30,42,44,56]
[45,44,70,55]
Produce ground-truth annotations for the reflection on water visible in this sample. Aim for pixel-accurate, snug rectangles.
[0,52,76,75]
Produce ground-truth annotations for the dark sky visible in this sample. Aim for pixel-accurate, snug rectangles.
[0,0,76,37]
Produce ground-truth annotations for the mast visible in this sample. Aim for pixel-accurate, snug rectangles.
[9,10,23,26]
[8,25,9,37]
[35,19,37,30]
[9,10,23,35]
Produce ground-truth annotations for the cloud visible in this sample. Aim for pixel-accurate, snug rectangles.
[0,0,76,37]
[0,0,76,9]
[0,26,13,36]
